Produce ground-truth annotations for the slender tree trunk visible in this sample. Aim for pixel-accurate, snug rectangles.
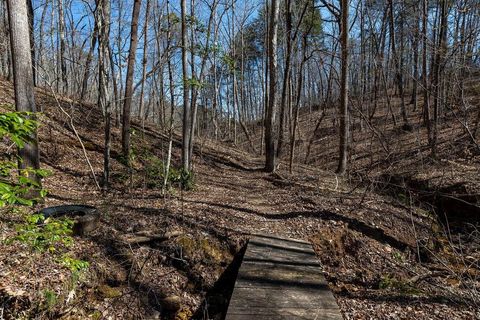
[26,0,35,87]
[212,6,219,140]
[336,0,349,175]
[181,0,191,171]
[422,0,431,134]
[122,0,142,160]
[138,0,151,129]
[108,44,119,126]
[57,0,68,93]
[163,0,175,192]
[289,35,308,173]
[188,0,218,164]
[230,0,237,145]
[277,0,292,158]
[81,16,98,101]
[115,0,124,127]
[97,0,111,190]
[265,0,280,172]
[411,3,420,111]
[430,0,449,157]
[388,0,409,129]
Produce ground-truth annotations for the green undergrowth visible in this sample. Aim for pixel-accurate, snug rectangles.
[379,274,422,295]
[1,107,89,316]
[117,132,195,191]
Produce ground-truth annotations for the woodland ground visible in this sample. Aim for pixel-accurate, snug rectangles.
[1,78,480,319]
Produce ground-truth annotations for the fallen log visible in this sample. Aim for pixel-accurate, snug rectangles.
[118,230,183,245]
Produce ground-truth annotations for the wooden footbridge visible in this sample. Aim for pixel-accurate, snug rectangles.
[226,234,343,319]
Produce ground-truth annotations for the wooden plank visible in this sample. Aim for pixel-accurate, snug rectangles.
[227,308,343,320]
[227,287,340,308]
[236,262,328,288]
[226,234,343,320]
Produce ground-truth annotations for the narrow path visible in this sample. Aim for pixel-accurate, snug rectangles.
[175,157,343,240]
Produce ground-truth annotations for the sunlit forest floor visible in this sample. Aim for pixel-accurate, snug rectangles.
[1,78,479,319]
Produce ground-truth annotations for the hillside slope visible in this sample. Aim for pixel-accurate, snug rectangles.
[0,79,479,319]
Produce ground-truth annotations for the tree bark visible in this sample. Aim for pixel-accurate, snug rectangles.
[188,0,218,165]
[7,0,41,190]
[388,0,409,129]
[163,0,175,192]
[122,0,142,161]
[265,0,280,172]
[277,0,292,159]
[138,0,151,129]
[57,0,68,93]
[26,0,35,87]
[181,0,192,171]
[422,0,431,135]
[336,0,349,175]
[96,0,111,190]
[81,11,98,102]
[430,0,449,157]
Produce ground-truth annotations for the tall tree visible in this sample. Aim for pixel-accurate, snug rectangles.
[163,0,176,192]
[422,0,431,137]
[388,0,409,129]
[97,0,111,190]
[122,0,142,161]
[57,0,68,93]
[430,0,450,157]
[410,1,420,111]
[336,0,349,175]
[277,0,309,158]
[181,0,192,171]
[26,0,35,87]
[276,0,293,158]
[138,0,151,127]
[81,8,98,101]
[264,0,280,172]
[7,0,41,189]
[188,0,219,164]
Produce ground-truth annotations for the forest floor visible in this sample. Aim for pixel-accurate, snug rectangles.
[1,78,480,319]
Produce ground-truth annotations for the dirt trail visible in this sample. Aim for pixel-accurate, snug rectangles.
[91,151,477,320]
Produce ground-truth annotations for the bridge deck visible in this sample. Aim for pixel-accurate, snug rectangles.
[226,234,343,320]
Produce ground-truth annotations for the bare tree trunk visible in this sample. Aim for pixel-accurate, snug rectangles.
[115,0,124,127]
[26,0,35,87]
[265,0,280,172]
[138,0,151,129]
[7,0,41,191]
[336,0,349,175]
[430,0,449,157]
[81,13,98,101]
[388,0,409,129]
[411,2,420,111]
[289,35,308,173]
[277,0,292,159]
[181,0,191,171]
[212,6,219,140]
[188,0,218,164]
[122,0,142,161]
[230,0,237,145]
[163,0,175,193]
[1,0,13,81]
[108,44,119,126]
[277,0,308,158]
[422,0,431,135]
[57,0,68,93]
[97,0,111,190]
